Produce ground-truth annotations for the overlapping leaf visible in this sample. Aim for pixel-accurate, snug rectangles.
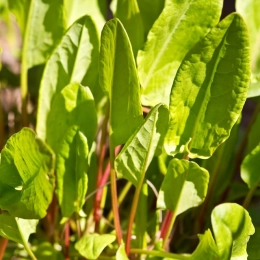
[0,128,55,219]
[9,0,65,69]
[99,18,143,147]
[137,0,223,106]
[46,83,97,153]
[211,203,255,260]
[64,0,106,34]
[164,13,250,158]
[75,233,116,259]
[56,126,89,218]
[37,15,99,140]
[115,104,169,186]
[157,159,209,215]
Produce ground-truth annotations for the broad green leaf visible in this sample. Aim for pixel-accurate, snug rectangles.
[0,128,55,219]
[137,0,165,38]
[99,18,143,147]
[157,158,209,215]
[116,241,129,260]
[56,126,89,218]
[0,212,38,244]
[10,0,65,69]
[114,0,144,56]
[236,0,260,74]
[75,233,116,259]
[137,0,223,106]
[36,15,99,140]
[247,81,260,98]
[241,143,260,189]
[247,227,260,260]
[115,104,169,186]
[164,13,251,158]
[191,230,219,260]
[46,83,97,153]
[211,203,255,260]
[64,0,106,34]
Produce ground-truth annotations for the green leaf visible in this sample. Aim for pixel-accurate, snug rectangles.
[164,13,251,158]
[211,203,255,260]
[16,0,65,69]
[75,233,116,259]
[241,142,260,189]
[34,242,63,260]
[0,128,55,219]
[247,81,260,98]
[99,18,143,147]
[246,111,260,154]
[236,0,260,74]
[36,15,99,141]
[0,212,38,245]
[191,229,219,260]
[45,82,97,153]
[56,126,89,218]
[115,104,169,186]
[116,241,129,260]
[137,0,223,106]
[64,0,106,34]
[114,0,144,56]
[157,158,209,215]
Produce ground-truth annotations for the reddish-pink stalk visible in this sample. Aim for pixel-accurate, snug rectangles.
[0,238,8,259]
[64,221,70,260]
[160,211,174,241]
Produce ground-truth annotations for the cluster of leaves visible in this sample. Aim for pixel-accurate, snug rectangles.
[0,0,260,259]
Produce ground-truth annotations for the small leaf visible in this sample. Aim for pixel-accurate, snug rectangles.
[241,142,260,189]
[56,126,89,217]
[46,83,97,153]
[114,0,144,56]
[137,0,223,106]
[191,229,219,260]
[75,233,116,259]
[99,18,143,147]
[211,203,255,260]
[36,15,99,141]
[165,13,250,158]
[0,212,38,244]
[0,128,55,219]
[157,158,209,215]
[116,241,129,260]
[115,104,169,186]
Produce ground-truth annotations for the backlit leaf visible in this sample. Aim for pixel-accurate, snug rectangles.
[212,203,255,260]
[56,126,89,217]
[137,0,223,106]
[0,128,55,219]
[75,233,116,259]
[36,15,99,141]
[115,104,169,186]
[99,18,143,147]
[164,13,250,158]
[157,158,209,215]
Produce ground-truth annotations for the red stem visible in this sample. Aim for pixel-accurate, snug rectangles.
[0,238,8,259]
[160,211,174,240]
